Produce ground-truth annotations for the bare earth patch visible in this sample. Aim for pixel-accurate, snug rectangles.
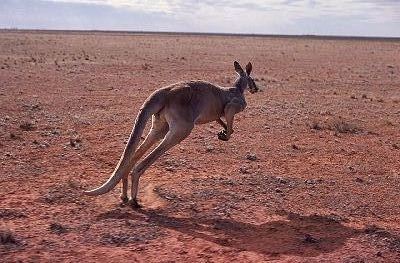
[0,30,399,262]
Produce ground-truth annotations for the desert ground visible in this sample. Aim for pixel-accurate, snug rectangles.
[0,30,399,262]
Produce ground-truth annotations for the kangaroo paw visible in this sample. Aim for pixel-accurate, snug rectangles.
[218,130,229,141]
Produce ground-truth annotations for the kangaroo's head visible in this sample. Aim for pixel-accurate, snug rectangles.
[233,61,259,94]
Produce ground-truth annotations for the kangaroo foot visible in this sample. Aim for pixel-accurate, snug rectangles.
[120,195,129,204]
[128,199,142,209]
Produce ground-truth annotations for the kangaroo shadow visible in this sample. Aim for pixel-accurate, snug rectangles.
[99,209,360,257]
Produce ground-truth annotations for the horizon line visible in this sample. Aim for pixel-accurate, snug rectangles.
[2,28,400,42]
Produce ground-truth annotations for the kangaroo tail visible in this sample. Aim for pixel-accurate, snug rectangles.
[83,91,165,196]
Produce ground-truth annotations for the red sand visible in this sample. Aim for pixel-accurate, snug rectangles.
[1,31,399,262]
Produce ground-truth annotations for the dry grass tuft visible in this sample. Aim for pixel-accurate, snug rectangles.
[330,120,360,134]
[310,118,362,134]
[0,228,18,245]
[49,223,69,235]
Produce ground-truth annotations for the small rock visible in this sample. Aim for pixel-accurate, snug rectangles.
[19,122,36,131]
[303,234,318,243]
[165,166,175,172]
[239,166,250,174]
[292,144,299,150]
[275,188,283,193]
[49,223,68,235]
[51,130,60,136]
[276,177,288,184]
[70,138,82,149]
[355,177,364,183]
[205,145,214,152]
[376,251,383,257]
[310,122,322,130]
[245,153,257,161]
[305,179,316,185]
[41,141,50,148]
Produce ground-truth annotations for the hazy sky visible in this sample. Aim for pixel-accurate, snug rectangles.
[1,0,400,37]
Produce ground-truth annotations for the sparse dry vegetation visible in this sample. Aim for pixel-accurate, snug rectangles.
[310,118,362,134]
[0,228,18,245]
[331,119,361,134]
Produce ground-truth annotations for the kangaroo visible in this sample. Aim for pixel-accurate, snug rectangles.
[84,61,259,207]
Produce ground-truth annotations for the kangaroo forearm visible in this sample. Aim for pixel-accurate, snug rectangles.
[216,118,227,130]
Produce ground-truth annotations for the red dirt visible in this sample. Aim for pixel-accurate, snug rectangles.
[1,31,400,262]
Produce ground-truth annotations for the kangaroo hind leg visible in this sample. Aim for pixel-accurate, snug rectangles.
[129,121,193,208]
[120,115,168,203]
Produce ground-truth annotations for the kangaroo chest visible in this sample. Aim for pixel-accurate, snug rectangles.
[229,96,247,112]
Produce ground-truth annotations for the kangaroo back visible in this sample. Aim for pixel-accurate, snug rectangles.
[84,90,166,196]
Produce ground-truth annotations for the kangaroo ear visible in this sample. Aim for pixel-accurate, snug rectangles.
[245,62,252,75]
[234,61,245,76]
